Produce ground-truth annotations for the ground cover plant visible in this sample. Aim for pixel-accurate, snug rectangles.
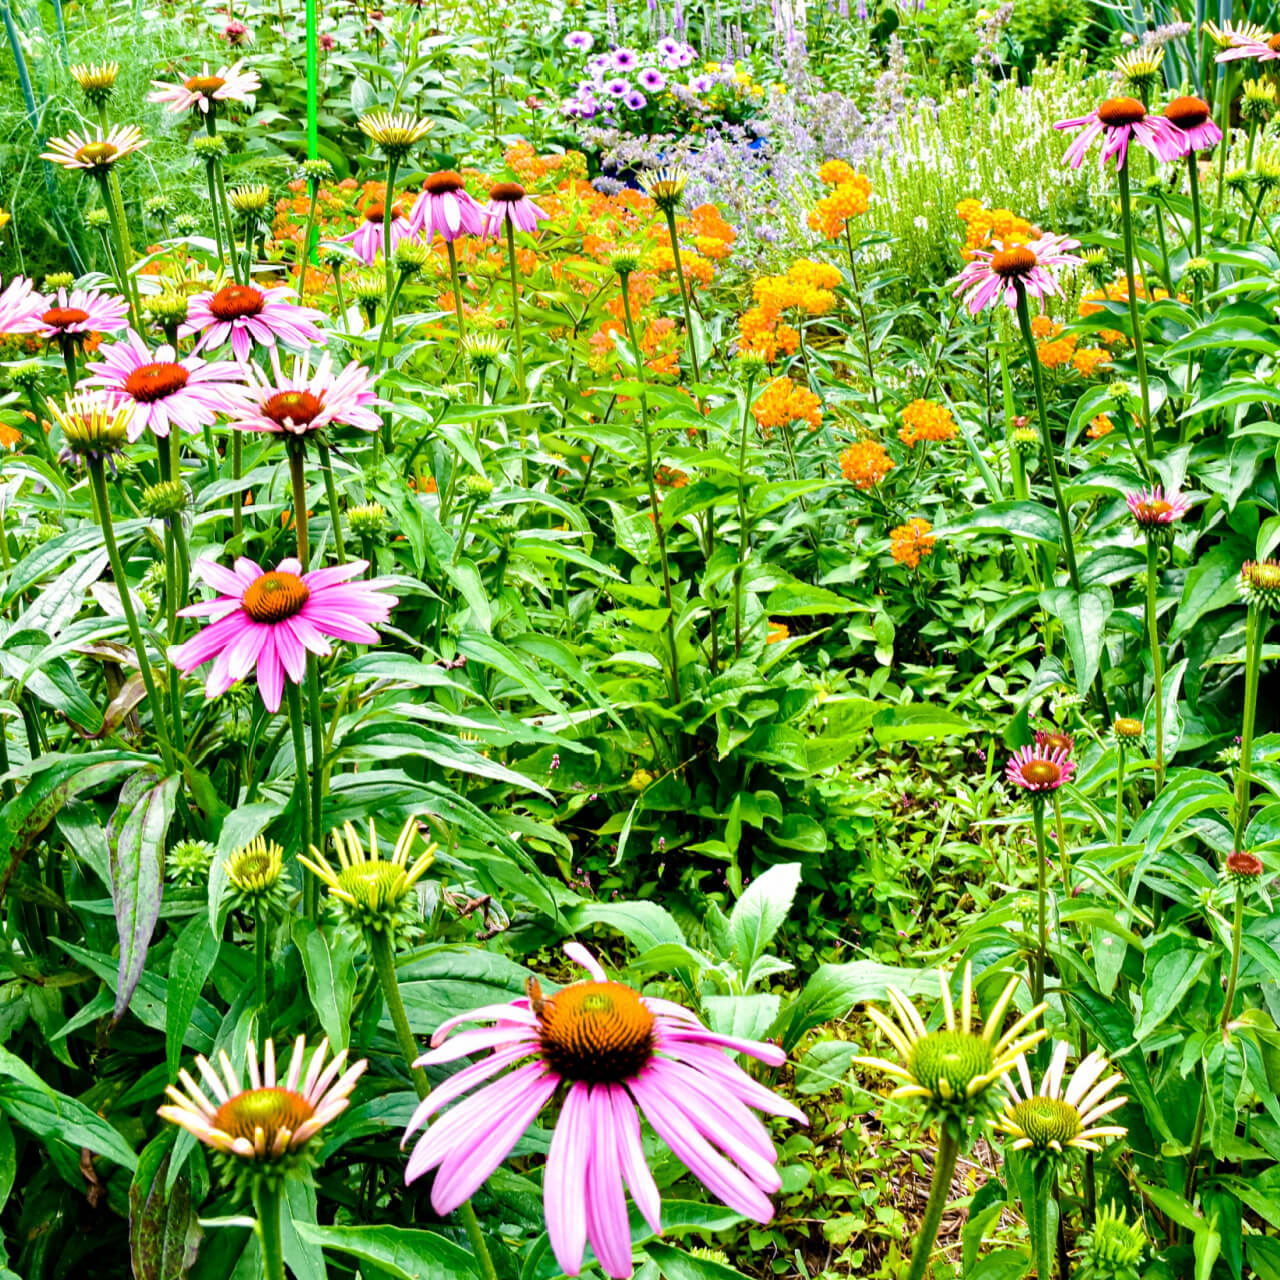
[0,0,1279,1277]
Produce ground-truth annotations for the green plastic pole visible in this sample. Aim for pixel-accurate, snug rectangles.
[305,0,318,161]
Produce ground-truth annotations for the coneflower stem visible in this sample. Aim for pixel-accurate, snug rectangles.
[231,432,243,544]
[734,371,757,657]
[1221,886,1246,1038]
[1051,789,1072,901]
[1188,151,1204,258]
[382,154,400,304]
[284,680,314,920]
[503,222,529,482]
[305,654,324,866]
[254,903,268,1010]
[88,459,175,772]
[1116,162,1156,461]
[1234,601,1265,850]
[315,439,346,563]
[445,239,467,342]
[906,1128,958,1280]
[619,274,681,703]
[369,927,431,1097]
[203,160,227,270]
[1214,66,1234,216]
[1145,538,1166,794]
[251,1181,285,1280]
[95,174,141,331]
[296,179,321,302]
[1114,742,1126,843]
[374,270,408,453]
[1014,287,1081,592]
[661,206,702,387]
[1032,802,1049,1006]
[287,438,310,568]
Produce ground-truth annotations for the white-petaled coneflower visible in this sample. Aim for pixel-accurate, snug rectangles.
[640,165,688,213]
[42,125,148,173]
[49,392,133,462]
[358,110,432,160]
[298,818,435,936]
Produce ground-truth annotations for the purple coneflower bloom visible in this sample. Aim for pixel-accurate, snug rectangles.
[181,283,324,362]
[409,170,486,242]
[1215,31,1280,63]
[401,944,806,1280]
[0,276,50,335]
[951,234,1082,315]
[564,29,594,50]
[227,348,381,437]
[34,286,128,342]
[1126,485,1192,526]
[1055,97,1182,169]
[172,556,396,711]
[1161,96,1222,156]
[624,90,647,110]
[84,333,242,441]
[340,200,412,265]
[483,182,549,237]
[148,59,260,114]
[638,67,666,91]
[1006,743,1076,793]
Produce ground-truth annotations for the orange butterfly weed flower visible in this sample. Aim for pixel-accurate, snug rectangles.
[898,399,957,448]
[840,439,895,489]
[752,376,823,433]
[889,517,935,569]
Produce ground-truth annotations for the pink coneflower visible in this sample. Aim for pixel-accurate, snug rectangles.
[409,171,485,242]
[172,556,397,712]
[402,943,806,1280]
[84,332,243,441]
[148,59,261,115]
[951,234,1082,315]
[1007,743,1076,794]
[41,124,148,172]
[1161,96,1223,155]
[340,200,411,266]
[1055,97,1182,169]
[483,182,549,237]
[34,286,129,342]
[158,1036,365,1163]
[319,32,336,51]
[1126,485,1192,526]
[222,20,251,45]
[1034,730,1075,755]
[1216,31,1280,63]
[181,282,325,361]
[227,349,381,436]
[0,276,45,334]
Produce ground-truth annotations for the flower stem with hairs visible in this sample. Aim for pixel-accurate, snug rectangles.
[284,679,314,920]
[445,240,467,342]
[734,371,757,657]
[843,224,879,411]
[286,438,310,568]
[1116,162,1156,460]
[296,180,321,302]
[1234,600,1265,849]
[94,175,141,330]
[661,207,702,386]
[250,1181,285,1280]
[382,156,400,303]
[906,1129,959,1280]
[1032,801,1049,1006]
[316,439,347,563]
[1145,539,1167,792]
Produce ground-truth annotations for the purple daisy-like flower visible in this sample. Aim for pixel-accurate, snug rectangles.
[1161,96,1223,157]
[1006,743,1076,794]
[339,200,412,266]
[172,556,397,712]
[0,275,53,335]
[401,944,806,1280]
[483,182,550,237]
[951,234,1083,316]
[638,67,666,91]
[1215,32,1280,64]
[181,282,324,362]
[564,29,594,50]
[148,59,260,115]
[1125,485,1192,527]
[1055,97,1182,169]
[84,332,243,441]
[409,170,485,243]
[624,90,647,110]
[227,348,381,437]
[34,286,129,343]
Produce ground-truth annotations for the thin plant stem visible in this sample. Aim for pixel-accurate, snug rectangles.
[1014,288,1082,591]
[734,372,757,657]
[1188,151,1204,258]
[1051,789,1072,901]
[296,180,321,301]
[88,460,175,771]
[96,174,141,330]
[382,154,400,303]
[287,439,310,568]
[905,1128,959,1280]
[662,206,703,387]
[305,654,324,872]
[503,219,528,398]
[204,160,227,268]
[232,433,243,544]
[843,223,879,411]
[1114,743,1126,843]
[1221,887,1245,1037]
[254,903,268,1010]
[619,274,681,703]
[250,1181,285,1280]
[1214,66,1233,216]
[1117,162,1156,461]
[369,928,430,1097]
[284,680,313,920]
[1146,538,1166,793]
[1233,601,1265,849]
[445,239,467,342]
[316,439,346,563]
[374,271,408,454]
[1032,802,1049,1006]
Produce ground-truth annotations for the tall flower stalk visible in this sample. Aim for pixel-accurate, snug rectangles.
[642,169,703,386]
[1234,561,1277,847]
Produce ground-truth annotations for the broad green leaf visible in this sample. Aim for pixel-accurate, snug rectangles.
[727,862,800,974]
[295,1223,479,1280]
[646,1243,752,1280]
[871,704,970,743]
[773,962,940,1052]
[166,914,221,1079]
[1040,585,1112,696]
[1134,938,1209,1042]
[129,1144,201,1280]
[937,500,1063,547]
[295,919,357,1053]
[0,1076,136,1171]
[572,902,686,953]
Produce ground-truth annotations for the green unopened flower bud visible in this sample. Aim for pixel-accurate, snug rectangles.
[347,501,389,538]
[1011,426,1039,455]
[86,207,111,230]
[462,332,504,370]
[145,194,174,220]
[737,346,769,376]
[350,270,385,305]
[609,249,642,276]
[1225,167,1253,196]
[300,158,333,184]
[1113,716,1143,741]
[172,212,202,236]
[1222,850,1265,888]
[320,244,350,270]
[461,474,494,500]
[9,361,44,391]
[43,271,75,292]
[35,521,63,544]
[1182,257,1213,287]
[224,836,289,914]
[1075,1201,1146,1280]
[1256,152,1280,195]
[191,134,227,161]
[145,291,189,326]
[492,512,519,535]
[228,183,272,215]
[1240,559,1280,608]
[393,237,430,276]
[169,838,214,887]
[1217,741,1241,764]
[1242,79,1278,123]
[1109,379,1138,410]
[141,478,188,518]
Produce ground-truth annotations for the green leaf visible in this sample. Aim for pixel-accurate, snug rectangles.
[1164,315,1280,358]
[727,862,800,975]
[1040,586,1112,696]
[111,772,180,1023]
[572,902,686,953]
[129,1145,201,1280]
[871,705,971,743]
[166,914,221,1080]
[295,919,357,1053]
[294,1224,479,1280]
[937,500,1063,547]
[0,1073,136,1171]
[646,1242,752,1280]
[1134,938,1210,1042]
[773,962,940,1052]
[762,580,862,616]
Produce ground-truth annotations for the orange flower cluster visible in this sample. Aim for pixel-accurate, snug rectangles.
[738,259,841,362]
[898,399,957,448]
[839,439,895,489]
[956,200,1037,260]
[1030,315,1110,376]
[766,621,790,644]
[808,161,871,240]
[655,465,689,488]
[890,517,936,569]
[648,205,734,289]
[1087,414,1115,439]
[752,376,823,433]
[1078,274,1187,348]
[588,274,681,378]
